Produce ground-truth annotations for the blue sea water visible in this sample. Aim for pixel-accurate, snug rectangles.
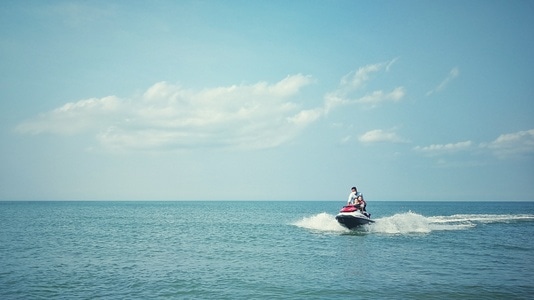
[1,201,533,299]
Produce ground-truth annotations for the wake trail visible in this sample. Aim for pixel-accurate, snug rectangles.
[292,212,347,232]
[293,211,534,234]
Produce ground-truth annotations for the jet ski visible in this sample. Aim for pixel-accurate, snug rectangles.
[335,205,374,229]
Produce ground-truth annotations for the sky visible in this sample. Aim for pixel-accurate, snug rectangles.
[1,0,533,201]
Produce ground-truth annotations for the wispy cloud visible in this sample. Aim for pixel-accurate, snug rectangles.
[414,129,534,159]
[339,62,386,91]
[354,87,405,104]
[15,59,409,152]
[359,128,408,144]
[413,140,473,156]
[426,67,460,96]
[385,57,399,72]
[484,129,534,158]
[16,75,317,151]
[15,96,124,135]
[325,59,405,112]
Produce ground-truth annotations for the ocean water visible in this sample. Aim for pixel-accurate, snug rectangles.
[1,201,533,299]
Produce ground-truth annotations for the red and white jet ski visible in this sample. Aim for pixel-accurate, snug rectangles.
[335,205,374,229]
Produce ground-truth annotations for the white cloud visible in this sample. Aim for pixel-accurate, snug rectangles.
[426,67,460,96]
[16,75,317,151]
[413,140,473,155]
[13,60,413,152]
[359,128,408,144]
[323,93,349,113]
[355,86,405,105]
[15,96,123,135]
[484,129,534,158]
[340,135,351,144]
[385,57,399,72]
[287,108,324,126]
[325,59,405,111]
[414,129,534,159]
[339,63,385,91]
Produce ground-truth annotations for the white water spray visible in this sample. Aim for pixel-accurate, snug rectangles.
[292,212,347,232]
[293,211,534,234]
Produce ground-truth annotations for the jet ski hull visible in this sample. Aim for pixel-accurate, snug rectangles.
[335,205,373,229]
[335,212,374,229]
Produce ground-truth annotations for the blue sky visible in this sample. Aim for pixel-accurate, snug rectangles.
[1,0,533,201]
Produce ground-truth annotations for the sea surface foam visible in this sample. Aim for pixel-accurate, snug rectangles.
[293,211,534,234]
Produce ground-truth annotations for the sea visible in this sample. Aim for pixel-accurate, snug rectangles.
[1,201,533,299]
